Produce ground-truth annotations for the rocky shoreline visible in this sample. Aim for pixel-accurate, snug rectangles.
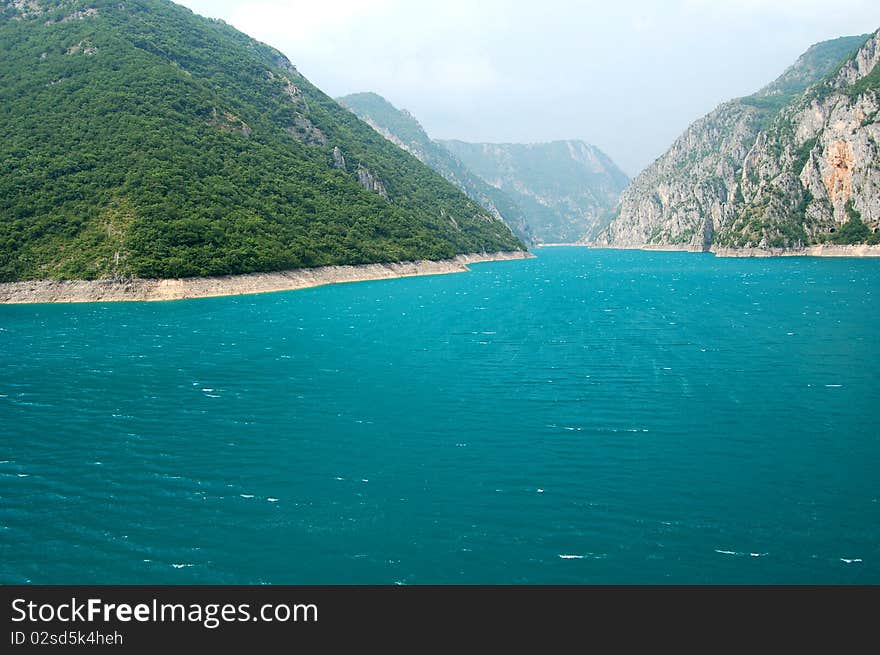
[0,251,534,304]
[587,244,880,257]
[710,244,880,258]
[585,243,707,253]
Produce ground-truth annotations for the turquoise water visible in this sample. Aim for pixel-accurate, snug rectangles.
[1,247,878,584]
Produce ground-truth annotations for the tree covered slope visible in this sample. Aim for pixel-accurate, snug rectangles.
[0,0,523,282]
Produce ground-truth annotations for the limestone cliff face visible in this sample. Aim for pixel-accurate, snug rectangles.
[726,33,880,247]
[598,100,765,249]
[356,166,389,200]
[599,32,878,250]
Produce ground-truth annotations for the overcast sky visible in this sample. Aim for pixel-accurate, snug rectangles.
[177,0,880,176]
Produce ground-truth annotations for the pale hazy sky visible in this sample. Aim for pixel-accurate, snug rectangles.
[177,0,880,176]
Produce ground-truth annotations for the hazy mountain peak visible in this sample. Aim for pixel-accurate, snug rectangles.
[338,91,534,244]
[440,139,629,243]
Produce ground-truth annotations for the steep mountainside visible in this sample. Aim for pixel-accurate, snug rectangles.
[337,92,533,244]
[727,33,880,248]
[0,0,523,282]
[439,140,629,243]
[599,33,879,250]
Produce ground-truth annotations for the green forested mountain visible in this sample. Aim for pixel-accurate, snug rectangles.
[0,0,523,282]
[757,35,870,98]
[338,92,534,244]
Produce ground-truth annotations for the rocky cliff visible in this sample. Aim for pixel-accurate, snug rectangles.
[599,33,879,251]
[439,140,629,244]
[338,92,533,244]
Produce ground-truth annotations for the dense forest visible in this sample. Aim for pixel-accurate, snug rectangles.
[0,0,523,282]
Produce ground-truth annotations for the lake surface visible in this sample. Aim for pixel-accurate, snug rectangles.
[1,247,878,583]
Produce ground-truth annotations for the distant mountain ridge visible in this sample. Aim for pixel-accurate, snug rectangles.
[599,32,880,251]
[440,139,629,243]
[0,0,523,283]
[337,92,534,244]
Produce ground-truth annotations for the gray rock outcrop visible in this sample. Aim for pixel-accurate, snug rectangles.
[599,32,879,250]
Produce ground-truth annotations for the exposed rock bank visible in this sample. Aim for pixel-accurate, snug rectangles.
[710,244,880,257]
[0,251,533,304]
[588,244,880,257]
